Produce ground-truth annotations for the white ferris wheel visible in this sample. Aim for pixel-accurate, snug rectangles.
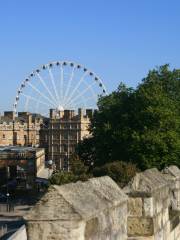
[13,61,107,116]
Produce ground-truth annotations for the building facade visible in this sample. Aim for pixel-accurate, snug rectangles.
[0,146,45,189]
[0,109,92,171]
[0,111,44,147]
[44,108,92,170]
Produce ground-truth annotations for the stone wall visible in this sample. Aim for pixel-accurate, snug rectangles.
[8,225,27,240]
[124,168,171,239]
[24,176,128,240]
[13,166,180,240]
[123,166,180,240]
[163,166,180,211]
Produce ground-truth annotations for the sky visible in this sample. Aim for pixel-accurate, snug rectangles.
[0,0,180,111]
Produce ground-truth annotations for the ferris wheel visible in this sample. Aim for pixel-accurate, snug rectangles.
[13,61,107,116]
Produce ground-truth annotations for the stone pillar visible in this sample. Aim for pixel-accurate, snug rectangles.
[124,168,171,240]
[162,165,180,211]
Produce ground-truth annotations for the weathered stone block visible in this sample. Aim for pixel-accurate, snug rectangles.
[162,208,169,225]
[174,222,180,239]
[162,197,170,209]
[128,217,153,237]
[128,198,143,216]
[153,213,163,232]
[154,229,163,240]
[143,197,154,217]
[128,237,154,240]
[162,221,171,240]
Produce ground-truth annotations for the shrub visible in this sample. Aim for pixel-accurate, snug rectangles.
[93,161,139,187]
[49,172,77,185]
[48,155,92,186]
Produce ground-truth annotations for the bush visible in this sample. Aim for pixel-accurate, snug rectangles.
[49,172,77,185]
[48,155,92,186]
[93,161,139,187]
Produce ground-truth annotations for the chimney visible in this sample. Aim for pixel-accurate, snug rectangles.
[50,109,56,119]
[4,111,15,120]
[64,110,70,119]
[86,109,93,118]
[78,108,83,119]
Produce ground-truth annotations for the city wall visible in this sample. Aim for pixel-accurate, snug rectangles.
[13,166,180,239]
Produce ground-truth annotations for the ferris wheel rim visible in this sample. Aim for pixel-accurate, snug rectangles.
[13,60,108,115]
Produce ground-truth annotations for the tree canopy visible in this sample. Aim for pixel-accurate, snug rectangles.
[77,65,180,170]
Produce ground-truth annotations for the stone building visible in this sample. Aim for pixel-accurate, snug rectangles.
[0,109,92,170]
[0,111,44,147]
[0,146,45,189]
[41,108,92,170]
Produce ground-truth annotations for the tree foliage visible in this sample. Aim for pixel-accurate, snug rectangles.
[50,65,180,187]
[78,65,180,170]
[93,161,138,188]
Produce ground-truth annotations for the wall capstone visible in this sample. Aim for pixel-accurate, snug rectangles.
[24,176,128,240]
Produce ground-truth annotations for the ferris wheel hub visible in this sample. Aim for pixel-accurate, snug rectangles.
[57,105,64,111]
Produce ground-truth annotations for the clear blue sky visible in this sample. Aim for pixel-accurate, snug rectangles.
[0,0,180,111]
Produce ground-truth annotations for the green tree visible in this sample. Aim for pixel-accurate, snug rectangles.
[78,65,180,170]
[76,137,96,166]
[130,65,180,169]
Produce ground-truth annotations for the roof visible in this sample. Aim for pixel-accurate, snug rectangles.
[24,176,127,222]
[0,146,43,153]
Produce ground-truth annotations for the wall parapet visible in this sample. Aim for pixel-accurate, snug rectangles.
[24,176,128,240]
[123,166,180,240]
[9,166,180,240]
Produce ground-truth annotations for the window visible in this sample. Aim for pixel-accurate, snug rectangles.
[64,124,70,129]
[62,132,68,140]
[2,134,5,139]
[61,144,67,152]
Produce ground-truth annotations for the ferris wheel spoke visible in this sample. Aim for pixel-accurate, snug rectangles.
[35,102,39,113]
[81,77,98,101]
[65,71,89,106]
[63,66,75,102]
[37,73,58,106]
[36,103,48,117]
[48,67,60,103]
[60,64,64,104]
[70,101,86,110]
[65,88,86,109]
[22,93,53,109]
[27,81,58,107]
[67,96,95,110]
[64,81,96,108]
[24,97,30,112]
[68,95,87,110]
[71,95,96,109]
[35,95,45,114]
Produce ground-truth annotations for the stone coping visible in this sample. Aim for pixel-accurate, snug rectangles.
[124,168,169,195]
[24,176,127,222]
